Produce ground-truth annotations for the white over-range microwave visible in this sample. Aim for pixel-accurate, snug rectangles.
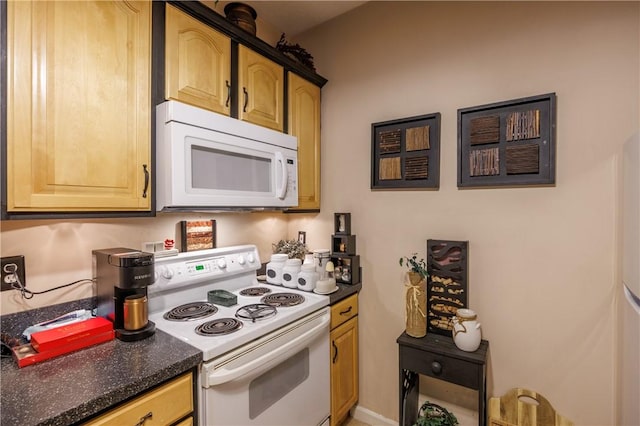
[156,100,298,211]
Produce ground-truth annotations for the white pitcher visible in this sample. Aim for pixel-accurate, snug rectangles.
[451,308,481,352]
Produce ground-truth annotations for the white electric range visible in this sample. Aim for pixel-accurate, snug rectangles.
[147,245,331,426]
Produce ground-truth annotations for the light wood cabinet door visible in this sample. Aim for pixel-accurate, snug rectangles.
[237,45,284,132]
[288,72,321,211]
[165,4,231,115]
[330,314,359,426]
[83,373,193,426]
[6,0,151,212]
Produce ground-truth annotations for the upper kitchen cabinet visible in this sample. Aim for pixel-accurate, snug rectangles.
[5,0,152,215]
[165,4,231,115]
[287,72,321,211]
[237,45,284,132]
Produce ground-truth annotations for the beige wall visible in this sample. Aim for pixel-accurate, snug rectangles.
[1,1,638,424]
[288,2,639,425]
[0,213,288,314]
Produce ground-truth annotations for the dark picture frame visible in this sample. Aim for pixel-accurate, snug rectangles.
[457,93,557,188]
[178,219,216,252]
[371,113,441,190]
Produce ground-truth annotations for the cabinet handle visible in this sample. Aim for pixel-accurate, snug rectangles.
[225,80,231,107]
[431,361,442,375]
[134,411,152,426]
[142,164,149,198]
[243,87,248,112]
[332,340,338,364]
[339,306,352,316]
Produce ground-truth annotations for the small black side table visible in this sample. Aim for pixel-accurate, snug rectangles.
[397,332,489,426]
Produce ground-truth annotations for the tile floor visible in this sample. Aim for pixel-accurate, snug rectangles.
[341,415,371,426]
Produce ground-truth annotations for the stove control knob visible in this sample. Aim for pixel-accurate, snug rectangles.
[217,258,227,269]
[237,255,246,265]
[160,266,174,280]
[247,253,256,263]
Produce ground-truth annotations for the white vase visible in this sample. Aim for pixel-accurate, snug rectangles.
[451,308,481,352]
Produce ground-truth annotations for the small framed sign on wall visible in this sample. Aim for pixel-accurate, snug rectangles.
[371,113,441,190]
[457,93,557,188]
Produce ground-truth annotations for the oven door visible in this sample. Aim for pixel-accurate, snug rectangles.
[201,308,330,426]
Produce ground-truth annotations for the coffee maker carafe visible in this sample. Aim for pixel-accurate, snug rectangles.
[93,248,156,341]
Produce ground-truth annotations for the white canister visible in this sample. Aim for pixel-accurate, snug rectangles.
[313,249,331,276]
[303,253,314,265]
[451,308,482,352]
[266,254,288,285]
[281,258,302,288]
[297,264,319,292]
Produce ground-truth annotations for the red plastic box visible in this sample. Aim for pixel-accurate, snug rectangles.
[30,317,113,352]
[12,330,115,368]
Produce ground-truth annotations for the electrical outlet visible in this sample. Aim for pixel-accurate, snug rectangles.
[1,255,26,292]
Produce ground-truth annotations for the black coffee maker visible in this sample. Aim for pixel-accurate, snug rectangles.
[93,248,156,341]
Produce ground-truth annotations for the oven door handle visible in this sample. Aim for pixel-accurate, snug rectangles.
[204,315,329,386]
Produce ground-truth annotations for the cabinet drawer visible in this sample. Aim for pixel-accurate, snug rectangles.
[400,345,480,390]
[331,294,358,329]
[84,373,193,426]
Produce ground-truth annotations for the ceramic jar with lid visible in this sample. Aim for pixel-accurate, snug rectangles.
[297,264,319,292]
[266,254,288,285]
[281,258,302,288]
[312,249,331,275]
[451,308,482,352]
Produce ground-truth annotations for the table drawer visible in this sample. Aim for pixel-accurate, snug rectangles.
[400,345,480,390]
[84,373,193,426]
[330,294,358,329]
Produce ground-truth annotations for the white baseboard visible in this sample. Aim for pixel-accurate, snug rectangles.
[351,405,397,426]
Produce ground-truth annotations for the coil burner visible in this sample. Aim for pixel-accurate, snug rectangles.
[239,287,272,297]
[164,302,218,321]
[261,292,305,307]
[235,303,277,323]
[195,318,243,336]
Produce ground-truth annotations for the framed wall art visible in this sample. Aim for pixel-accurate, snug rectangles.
[457,93,556,188]
[178,219,216,252]
[371,113,441,190]
[426,239,469,336]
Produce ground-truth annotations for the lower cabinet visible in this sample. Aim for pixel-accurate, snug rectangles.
[83,373,194,426]
[330,294,359,426]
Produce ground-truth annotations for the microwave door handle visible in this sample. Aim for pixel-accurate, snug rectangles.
[275,152,288,199]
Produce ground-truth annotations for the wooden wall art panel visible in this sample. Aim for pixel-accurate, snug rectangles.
[426,239,469,336]
[457,93,556,188]
[371,113,441,190]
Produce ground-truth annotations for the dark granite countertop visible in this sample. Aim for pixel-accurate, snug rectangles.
[1,330,201,426]
[329,282,361,305]
[1,299,202,426]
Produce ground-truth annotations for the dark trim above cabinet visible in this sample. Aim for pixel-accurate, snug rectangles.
[166,1,327,88]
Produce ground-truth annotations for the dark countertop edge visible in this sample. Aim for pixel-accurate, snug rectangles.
[329,282,362,305]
